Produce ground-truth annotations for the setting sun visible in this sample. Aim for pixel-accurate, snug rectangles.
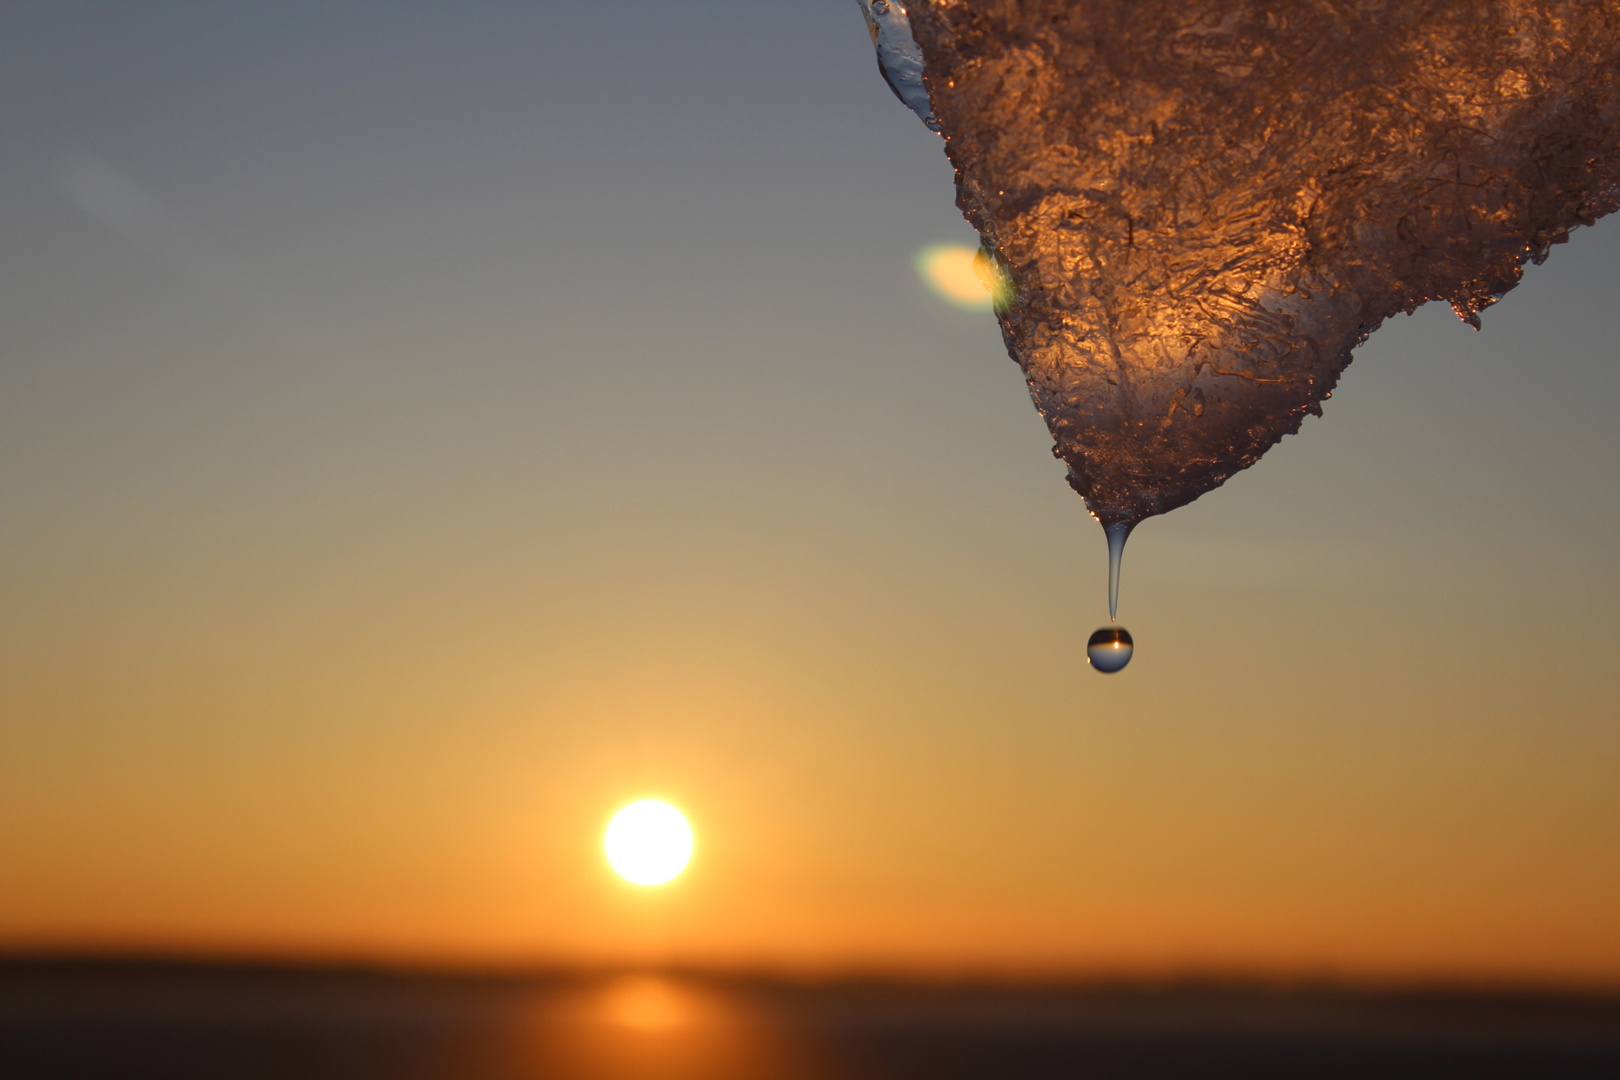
[604,800,694,886]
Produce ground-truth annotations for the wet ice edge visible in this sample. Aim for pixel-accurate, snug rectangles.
[856,1,940,132]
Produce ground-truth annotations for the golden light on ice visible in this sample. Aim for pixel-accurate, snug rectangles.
[604,800,693,886]
[889,0,1620,530]
[915,243,1007,309]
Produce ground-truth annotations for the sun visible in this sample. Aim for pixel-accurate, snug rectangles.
[604,800,693,886]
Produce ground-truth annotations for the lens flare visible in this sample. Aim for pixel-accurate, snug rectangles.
[604,800,693,886]
[915,243,1009,309]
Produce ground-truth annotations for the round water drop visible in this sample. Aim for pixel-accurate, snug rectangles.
[1087,627,1134,673]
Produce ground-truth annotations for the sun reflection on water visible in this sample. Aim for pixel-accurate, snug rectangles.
[597,974,713,1033]
[499,974,804,1080]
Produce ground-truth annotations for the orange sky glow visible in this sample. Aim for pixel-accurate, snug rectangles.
[1,2,1616,989]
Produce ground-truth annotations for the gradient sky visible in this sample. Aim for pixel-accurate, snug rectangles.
[2,1,1617,985]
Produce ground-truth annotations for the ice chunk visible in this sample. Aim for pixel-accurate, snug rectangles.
[882,1,1620,528]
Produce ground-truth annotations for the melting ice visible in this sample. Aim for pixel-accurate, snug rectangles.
[863,1,1620,643]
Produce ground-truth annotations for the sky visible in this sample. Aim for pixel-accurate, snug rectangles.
[2,1,1617,985]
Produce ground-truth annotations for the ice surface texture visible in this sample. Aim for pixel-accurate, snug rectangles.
[901,1,1620,527]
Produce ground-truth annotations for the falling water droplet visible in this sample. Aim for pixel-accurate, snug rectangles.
[1087,627,1134,673]
[1105,521,1131,620]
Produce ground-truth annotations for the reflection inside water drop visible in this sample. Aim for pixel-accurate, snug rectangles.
[1087,627,1134,673]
